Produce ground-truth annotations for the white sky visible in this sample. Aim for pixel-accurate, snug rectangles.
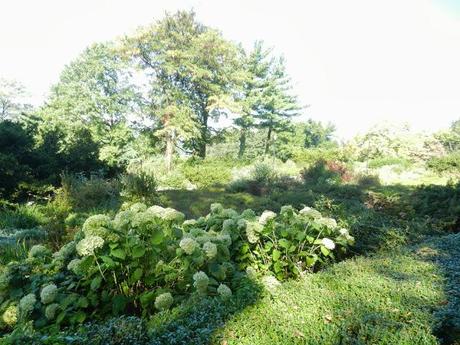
[1,0,459,139]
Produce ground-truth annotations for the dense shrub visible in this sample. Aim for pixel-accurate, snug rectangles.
[181,158,233,188]
[58,172,120,210]
[228,162,279,195]
[291,147,346,165]
[301,160,352,185]
[120,171,157,202]
[411,182,460,231]
[367,156,412,169]
[426,152,460,176]
[0,203,352,337]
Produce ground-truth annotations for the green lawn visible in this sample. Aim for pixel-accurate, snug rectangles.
[208,234,459,345]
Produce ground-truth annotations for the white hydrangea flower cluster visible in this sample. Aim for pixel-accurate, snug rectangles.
[45,303,59,320]
[82,214,118,242]
[245,221,263,244]
[193,271,209,293]
[202,241,218,259]
[321,238,336,250]
[40,284,58,304]
[28,245,50,259]
[130,202,148,213]
[154,292,174,311]
[113,209,134,230]
[280,205,295,216]
[210,203,224,214]
[258,210,277,225]
[67,258,83,275]
[217,284,232,299]
[317,217,338,229]
[222,219,236,232]
[218,233,232,246]
[237,218,247,230]
[221,208,238,219]
[183,219,197,228]
[338,228,355,243]
[52,241,76,262]
[19,293,37,316]
[241,208,256,219]
[179,238,199,255]
[299,206,322,219]
[245,267,257,280]
[76,235,105,256]
[147,205,185,222]
[2,305,18,326]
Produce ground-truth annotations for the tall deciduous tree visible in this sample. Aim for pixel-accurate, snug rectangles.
[0,78,31,120]
[40,42,137,168]
[123,10,243,164]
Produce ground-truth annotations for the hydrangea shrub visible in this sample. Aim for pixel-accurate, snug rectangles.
[0,202,353,334]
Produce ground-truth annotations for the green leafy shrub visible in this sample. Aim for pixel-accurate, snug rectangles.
[411,182,460,231]
[58,172,120,210]
[235,206,354,280]
[353,173,381,188]
[367,156,412,169]
[0,203,352,336]
[181,158,233,188]
[426,152,460,176]
[300,160,349,185]
[228,162,279,196]
[120,171,157,202]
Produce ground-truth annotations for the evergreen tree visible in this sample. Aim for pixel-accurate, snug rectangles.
[235,41,301,157]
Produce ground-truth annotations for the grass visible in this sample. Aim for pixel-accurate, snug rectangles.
[210,234,460,345]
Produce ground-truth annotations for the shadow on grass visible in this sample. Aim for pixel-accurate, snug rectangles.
[415,234,460,345]
[148,278,263,345]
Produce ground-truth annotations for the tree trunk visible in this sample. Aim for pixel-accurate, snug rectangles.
[163,112,173,172]
[238,128,247,159]
[165,130,174,172]
[197,110,208,159]
[265,126,272,155]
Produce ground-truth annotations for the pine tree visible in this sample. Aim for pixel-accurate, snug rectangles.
[235,41,300,157]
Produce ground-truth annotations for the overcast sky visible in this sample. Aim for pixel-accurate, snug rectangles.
[1,0,459,139]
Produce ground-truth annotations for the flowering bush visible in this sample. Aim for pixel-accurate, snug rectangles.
[0,202,353,335]
[234,205,354,280]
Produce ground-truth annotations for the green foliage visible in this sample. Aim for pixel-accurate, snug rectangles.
[58,172,120,210]
[181,158,233,188]
[124,10,243,158]
[348,122,445,162]
[228,162,279,196]
[39,42,137,169]
[290,147,346,165]
[0,120,34,198]
[235,206,354,280]
[0,204,47,229]
[426,151,460,175]
[301,160,352,185]
[120,170,157,203]
[0,203,352,336]
[411,182,460,231]
[367,156,412,169]
[0,78,31,121]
